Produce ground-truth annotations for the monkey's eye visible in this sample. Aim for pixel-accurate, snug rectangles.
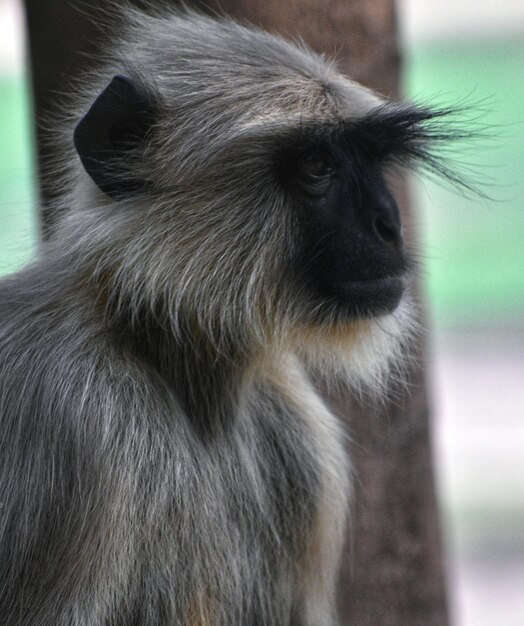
[297,154,335,197]
[300,155,334,180]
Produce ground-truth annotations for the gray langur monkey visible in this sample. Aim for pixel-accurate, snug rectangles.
[0,6,466,626]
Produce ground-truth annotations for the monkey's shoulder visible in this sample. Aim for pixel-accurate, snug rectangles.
[0,267,164,427]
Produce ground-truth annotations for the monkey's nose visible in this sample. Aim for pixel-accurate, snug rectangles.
[373,216,402,248]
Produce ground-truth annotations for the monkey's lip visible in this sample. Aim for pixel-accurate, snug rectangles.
[336,276,405,313]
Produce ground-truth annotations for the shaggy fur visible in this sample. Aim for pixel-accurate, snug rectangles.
[0,7,458,625]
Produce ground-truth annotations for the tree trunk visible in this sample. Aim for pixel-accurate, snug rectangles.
[23,0,449,623]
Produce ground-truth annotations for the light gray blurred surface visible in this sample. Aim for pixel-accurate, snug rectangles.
[433,331,524,626]
[399,0,524,43]
[0,0,24,74]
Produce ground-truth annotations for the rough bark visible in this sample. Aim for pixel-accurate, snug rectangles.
[23,0,449,623]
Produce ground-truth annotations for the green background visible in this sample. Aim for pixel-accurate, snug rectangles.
[405,38,524,328]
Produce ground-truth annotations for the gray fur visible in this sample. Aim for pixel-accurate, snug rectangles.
[0,7,415,625]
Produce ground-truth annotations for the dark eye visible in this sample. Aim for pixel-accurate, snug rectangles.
[300,155,334,180]
[297,153,336,197]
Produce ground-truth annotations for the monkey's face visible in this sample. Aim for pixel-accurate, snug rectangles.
[276,129,407,321]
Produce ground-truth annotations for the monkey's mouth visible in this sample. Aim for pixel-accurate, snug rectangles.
[334,276,405,316]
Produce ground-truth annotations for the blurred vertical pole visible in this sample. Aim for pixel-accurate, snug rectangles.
[23,0,104,236]
[24,0,449,624]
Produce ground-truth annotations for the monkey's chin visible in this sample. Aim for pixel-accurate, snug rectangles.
[294,287,416,394]
[333,276,405,318]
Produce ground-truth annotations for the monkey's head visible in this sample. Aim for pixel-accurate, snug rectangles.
[64,9,459,388]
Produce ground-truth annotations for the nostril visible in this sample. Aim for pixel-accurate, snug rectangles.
[374,217,401,246]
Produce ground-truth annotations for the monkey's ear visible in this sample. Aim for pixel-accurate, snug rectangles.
[73,75,156,199]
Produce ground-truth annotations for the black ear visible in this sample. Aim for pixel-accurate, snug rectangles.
[73,75,156,199]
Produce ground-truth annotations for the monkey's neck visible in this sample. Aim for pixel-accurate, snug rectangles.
[110,306,249,436]
[167,338,247,435]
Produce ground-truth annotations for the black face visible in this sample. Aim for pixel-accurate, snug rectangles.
[278,126,409,319]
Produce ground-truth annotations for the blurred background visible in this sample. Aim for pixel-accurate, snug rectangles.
[0,0,522,623]
[400,1,524,624]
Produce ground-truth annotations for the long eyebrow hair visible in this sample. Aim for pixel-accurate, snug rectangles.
[260,102,481,193]
[343,103,479,187]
